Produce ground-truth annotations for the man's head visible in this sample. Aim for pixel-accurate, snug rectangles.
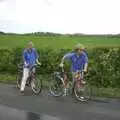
[27,41,33,49]
[74,43,85,54]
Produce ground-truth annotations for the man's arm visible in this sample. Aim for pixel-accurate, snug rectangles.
[83,62,88,72]
[61,52,74,63]
[33,48,41,65]
[59,52,74,67]
[23,51,29,67]
[33,48,39,59]
[83,53,88,72]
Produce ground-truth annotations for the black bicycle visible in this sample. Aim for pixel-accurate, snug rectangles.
[16,63,42,95]
[49,66,91,102]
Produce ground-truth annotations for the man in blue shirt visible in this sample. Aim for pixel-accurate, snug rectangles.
[20,41,41,95]
[59,43,88,95]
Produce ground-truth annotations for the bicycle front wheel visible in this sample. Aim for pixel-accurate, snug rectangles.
[49,73,64,97]
[31,76,42,95]
[74,82,91,102]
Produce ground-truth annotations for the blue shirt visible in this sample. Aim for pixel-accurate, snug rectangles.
[23,48,39,67]
[63,52,88,72]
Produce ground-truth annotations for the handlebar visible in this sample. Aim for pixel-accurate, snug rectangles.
[17,62,41,69]
[59,66,85,73]
[76,70,85,73]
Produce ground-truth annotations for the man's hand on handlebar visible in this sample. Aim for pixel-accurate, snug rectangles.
[83,69,87,73]
[24,63,30,68]
[83,63,88,73]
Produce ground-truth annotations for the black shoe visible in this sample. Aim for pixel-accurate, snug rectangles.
[20,91,24,96]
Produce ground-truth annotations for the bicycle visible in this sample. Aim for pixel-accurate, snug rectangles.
[16,63,42,95]
[49,66,91,102]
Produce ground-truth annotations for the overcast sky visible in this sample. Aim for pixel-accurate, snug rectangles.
[0,0,120,34]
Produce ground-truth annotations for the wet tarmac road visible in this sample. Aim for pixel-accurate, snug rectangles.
[0,84,120,120]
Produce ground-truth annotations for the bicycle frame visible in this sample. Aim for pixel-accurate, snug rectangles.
[59,67,84,86]
[73,72,86,91]
[27,65,39,84]
[17,64,38,85]
[74,71,84,81]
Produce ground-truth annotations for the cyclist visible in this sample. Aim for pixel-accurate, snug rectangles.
[59,43,88,95]
[20,41,41,95]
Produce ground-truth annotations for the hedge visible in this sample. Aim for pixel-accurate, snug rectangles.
[0,47,120,88]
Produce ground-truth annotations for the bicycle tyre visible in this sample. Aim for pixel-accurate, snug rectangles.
[49,72,64,97]
[31,76,42,95]
[74,82,91,102]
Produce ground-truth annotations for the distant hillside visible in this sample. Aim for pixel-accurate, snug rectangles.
[1,31,120,37]
[0,31,5,35]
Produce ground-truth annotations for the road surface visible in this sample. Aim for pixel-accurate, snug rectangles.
[0,83,120,120]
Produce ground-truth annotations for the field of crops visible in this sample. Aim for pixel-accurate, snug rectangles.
[0,34,120,49]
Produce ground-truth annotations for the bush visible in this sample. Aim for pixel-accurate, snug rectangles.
[88,47,120,88]
[0,47,120,88]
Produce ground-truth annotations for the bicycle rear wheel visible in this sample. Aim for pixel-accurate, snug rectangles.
[31,76,42,95]
[74,82,91,102]
[49,72,64,97]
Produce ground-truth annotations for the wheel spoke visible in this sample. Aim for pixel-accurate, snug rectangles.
[49,74,64,97]
[74,83,91,101]
[31,77,42,95]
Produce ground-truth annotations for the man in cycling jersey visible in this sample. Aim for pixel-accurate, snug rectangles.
[20,41,41,95]
[59,43,88,95]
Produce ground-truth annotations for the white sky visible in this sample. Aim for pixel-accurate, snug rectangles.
[0,0,120,34]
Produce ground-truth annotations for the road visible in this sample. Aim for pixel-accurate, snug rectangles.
[0,83,120,120]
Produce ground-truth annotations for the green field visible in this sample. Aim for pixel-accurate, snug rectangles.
[0,34,120,49]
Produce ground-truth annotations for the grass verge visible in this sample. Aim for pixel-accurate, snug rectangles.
[0,74,120,98]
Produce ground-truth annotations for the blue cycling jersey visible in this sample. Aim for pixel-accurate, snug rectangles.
[23,48,39,67]
[63,52,88,72]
